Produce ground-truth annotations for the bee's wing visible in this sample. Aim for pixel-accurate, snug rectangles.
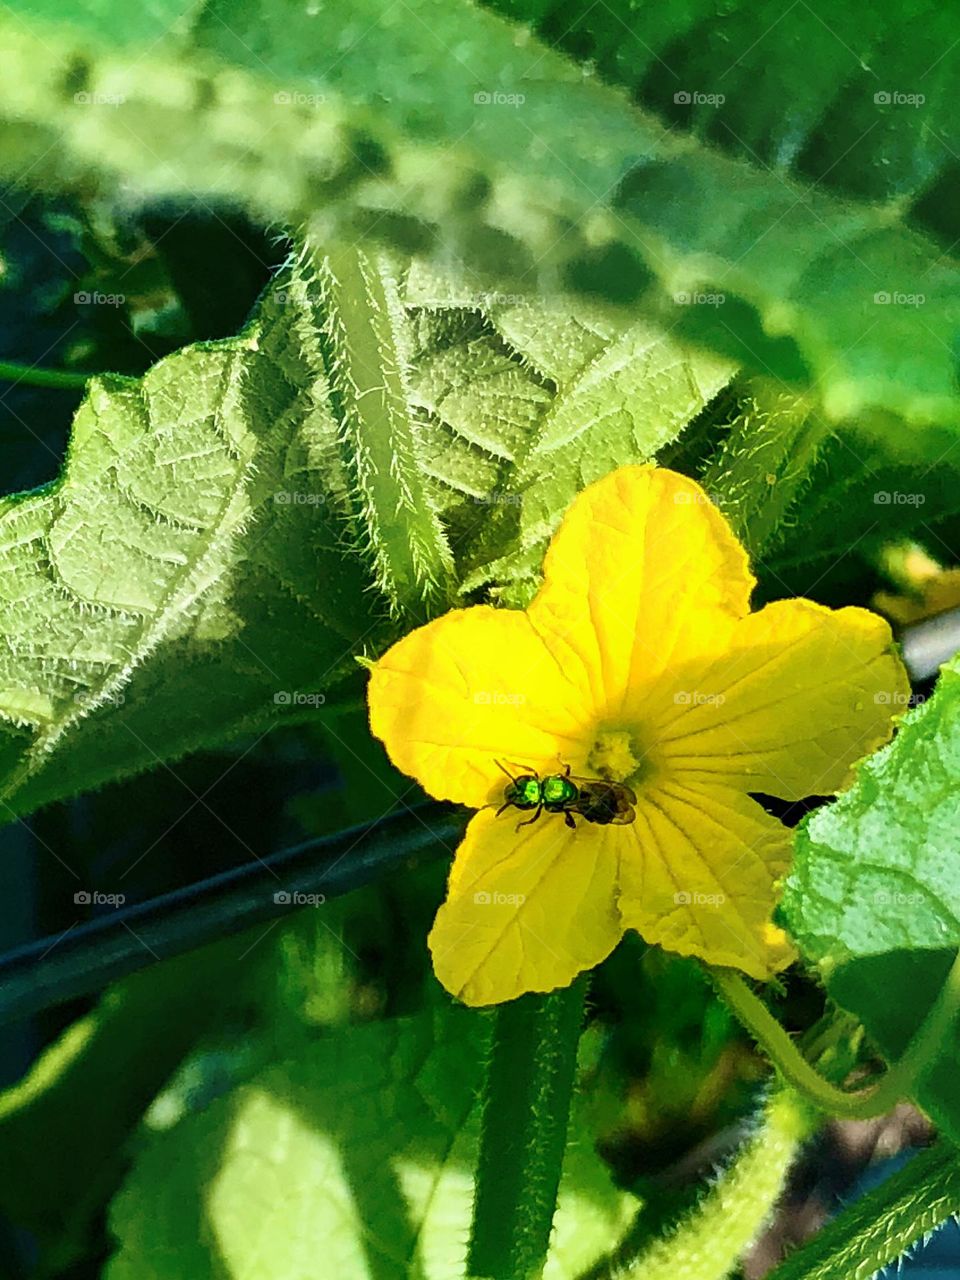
[607,804,636,825]
[570,776,637,803]
[570,780,637,825]
[567,775,613,792]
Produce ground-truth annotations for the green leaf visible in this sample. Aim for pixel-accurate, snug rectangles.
[3,0,960,429]
[406,262,737,600]
[829,950,960,1144]
[485,0,959,211]
[105,1008,634,1280]
[765,430,960,576]
[0,252,437,819]
[781,658,960,966]
[781,658,960,1140]
[700,385,831,558]
[483,313,734,596]
[0,238,741,817]
[0,940,246,1269]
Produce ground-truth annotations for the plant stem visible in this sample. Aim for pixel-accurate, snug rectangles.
[468,978,587,1280]
[711,956,960,1119]
[613,1088,816,1280]
[313,246,455,616]
[766,1140,960,1280]
[0,360,93,390]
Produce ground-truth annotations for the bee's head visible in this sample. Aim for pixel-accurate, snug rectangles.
[506,775,542,808]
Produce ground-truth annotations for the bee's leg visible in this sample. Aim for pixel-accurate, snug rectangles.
[564,810,576,829]
[496,802,512,817]
[515,805,542,831]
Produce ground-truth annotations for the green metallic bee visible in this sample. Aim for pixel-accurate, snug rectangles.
[494,761,637,829]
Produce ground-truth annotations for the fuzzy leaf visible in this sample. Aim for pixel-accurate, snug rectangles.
[407,264,737,598]
[0,241,744,817]
[491,313,734,588]
[0,254,441,818]
[781,659,960,1141]
[700,385,831,558]
[781,657,960,967]
[765,432,960,577]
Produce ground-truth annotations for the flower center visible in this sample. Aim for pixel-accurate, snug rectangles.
[586,727,655,789]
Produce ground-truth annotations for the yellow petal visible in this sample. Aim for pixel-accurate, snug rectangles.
[527,465,754,716]
[618,782,795,978]
[655,599,908,800]
[429,808,622,1005]
[368,606,591,807]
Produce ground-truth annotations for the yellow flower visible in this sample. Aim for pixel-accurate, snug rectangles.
[367,466,908,1006]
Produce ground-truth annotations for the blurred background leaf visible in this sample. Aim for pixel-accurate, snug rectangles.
[104,1006,635,1280]
[1,0,960,435]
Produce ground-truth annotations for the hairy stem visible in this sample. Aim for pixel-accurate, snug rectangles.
[711,955,960,1119]
[312,245,455,618]
[614,1088,815,1280]
[468,978,587,1280]
[766,1140,960,1280]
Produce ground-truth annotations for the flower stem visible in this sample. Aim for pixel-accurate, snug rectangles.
[0,360,93,390]
[468,978,587,1280]
[614,1088,816,1280]
[711,955,960,1119]
[766,1140,960,1280]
